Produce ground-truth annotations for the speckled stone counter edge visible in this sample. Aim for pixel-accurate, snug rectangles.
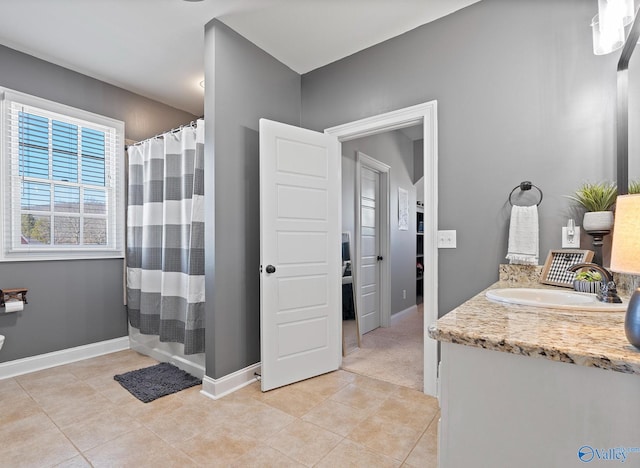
[430,265,640,376]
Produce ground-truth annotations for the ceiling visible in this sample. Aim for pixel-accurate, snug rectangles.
[0,0,480,116]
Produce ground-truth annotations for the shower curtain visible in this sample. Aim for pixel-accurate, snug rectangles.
[126,120,205,355]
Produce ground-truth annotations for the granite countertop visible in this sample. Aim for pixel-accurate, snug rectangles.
[428,280,640,376]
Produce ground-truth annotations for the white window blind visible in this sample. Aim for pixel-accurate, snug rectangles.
[1,89,125,260]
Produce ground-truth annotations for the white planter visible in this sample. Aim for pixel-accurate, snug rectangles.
[583,211,614,231]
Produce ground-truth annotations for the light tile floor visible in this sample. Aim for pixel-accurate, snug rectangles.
[0,350,439,467]
[342,304,424,390]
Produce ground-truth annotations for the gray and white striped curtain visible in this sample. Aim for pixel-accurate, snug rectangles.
[126,120,205,354]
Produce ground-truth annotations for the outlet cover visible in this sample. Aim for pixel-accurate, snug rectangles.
[437,230,457,248]
[562,226,580,248]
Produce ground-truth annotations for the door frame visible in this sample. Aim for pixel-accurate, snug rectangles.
[355,152,391,331]
[325,100,438,397]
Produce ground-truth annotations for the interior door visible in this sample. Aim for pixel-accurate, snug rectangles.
[359,166,381,334]
[259,118,341,392]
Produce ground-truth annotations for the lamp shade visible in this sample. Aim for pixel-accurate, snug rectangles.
[610,194,640,274]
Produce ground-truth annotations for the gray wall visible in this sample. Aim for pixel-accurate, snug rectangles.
[0,45,198,363]
[0,261,125,362]
[342,131,417,315]
[204,20,301,379]
[0,45,196,142]
[301,0,618,316]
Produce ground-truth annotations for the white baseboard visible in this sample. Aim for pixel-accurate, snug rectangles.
[201,362,261,400]
[0,336,129,380]
[128,338,205,380]
[390,304,418,326]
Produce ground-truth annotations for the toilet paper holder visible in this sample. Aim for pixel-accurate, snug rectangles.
[0,288,28,308]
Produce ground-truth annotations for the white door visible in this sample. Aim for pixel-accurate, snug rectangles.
[259,119,341,392]
[359,166,381,334]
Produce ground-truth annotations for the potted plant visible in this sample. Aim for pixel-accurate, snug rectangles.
[567,182,617,231]
[629,179,640,194]
[573,269,602,294]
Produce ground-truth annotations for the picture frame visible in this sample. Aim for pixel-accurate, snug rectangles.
[540,249,595,288]
[398,187,409,231]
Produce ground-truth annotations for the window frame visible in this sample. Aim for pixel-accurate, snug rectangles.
[0,88,125,261]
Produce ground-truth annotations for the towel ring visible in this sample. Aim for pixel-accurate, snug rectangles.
[508,181,543,206]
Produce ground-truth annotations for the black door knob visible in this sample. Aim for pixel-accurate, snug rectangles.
[266,265,276,274]
[377,256,383,261]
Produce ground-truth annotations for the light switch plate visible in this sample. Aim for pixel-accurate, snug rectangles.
[437,230,457,249]
[562,226,580,248]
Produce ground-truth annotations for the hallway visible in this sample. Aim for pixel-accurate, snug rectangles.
[342,305,423,391]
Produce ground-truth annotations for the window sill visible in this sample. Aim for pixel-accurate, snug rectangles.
[0,253,124,262]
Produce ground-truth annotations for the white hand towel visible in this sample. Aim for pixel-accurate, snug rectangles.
[506,205,539,265]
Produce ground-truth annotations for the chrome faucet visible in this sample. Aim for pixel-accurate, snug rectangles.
[567,263,622,304]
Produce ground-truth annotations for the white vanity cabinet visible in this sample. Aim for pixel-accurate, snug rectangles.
[430,282,640,467]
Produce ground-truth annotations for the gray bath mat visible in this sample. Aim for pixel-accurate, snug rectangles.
[114,362,201,403]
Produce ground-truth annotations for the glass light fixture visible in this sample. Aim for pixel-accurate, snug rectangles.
[610,194,640,348]
[600,0,635,27]
[592,14,625,55]
[591,0,635,55]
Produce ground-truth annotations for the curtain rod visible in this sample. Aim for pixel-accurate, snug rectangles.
[125,120,199,150]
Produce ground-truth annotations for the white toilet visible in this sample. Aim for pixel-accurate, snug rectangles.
[0,335,4,350]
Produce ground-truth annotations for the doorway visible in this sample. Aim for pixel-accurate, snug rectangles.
[340,132,422,390]
[325,101,438,397]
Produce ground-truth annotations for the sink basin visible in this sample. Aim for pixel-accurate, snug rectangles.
[486,288,627,312]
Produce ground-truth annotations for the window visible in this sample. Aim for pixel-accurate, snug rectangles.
[1,89,124,260]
